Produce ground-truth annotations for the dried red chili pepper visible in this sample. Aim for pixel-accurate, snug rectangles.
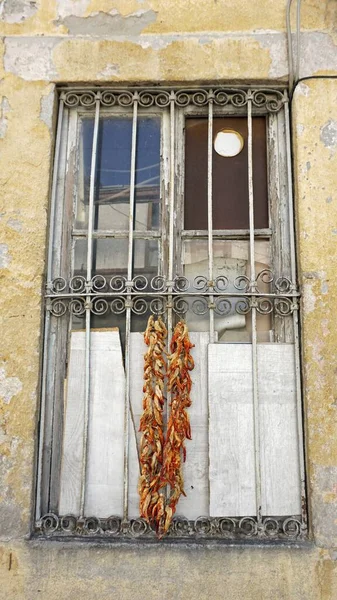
[158,321,194,537]
[138,316,167,526]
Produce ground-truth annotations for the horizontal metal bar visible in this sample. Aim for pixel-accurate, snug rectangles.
[46,291,301,299]
[181,229,272,239]
[72,229,161,239]
[36,512,306,540]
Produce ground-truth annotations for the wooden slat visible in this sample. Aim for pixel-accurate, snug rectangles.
[258,344,301,515]
[208,344,256,516]
[59,330,125,517]
[128,333,144,518]
[85,330,125,517]
[59,331,85,515]
[176,332,210,518]
[208,343,301,517]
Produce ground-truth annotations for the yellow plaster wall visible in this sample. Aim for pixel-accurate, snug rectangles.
[0,0,334,37]
[1,1,337,598]
[292,78,337,549]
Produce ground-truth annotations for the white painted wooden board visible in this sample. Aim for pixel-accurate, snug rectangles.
[85,330,125,516]
[208,343,301,517]
[176,332,211,518]
[128,332,211,519]
[208,344,256,517]
[59,331,85,515]
[258,345,301,515]
[128,333,145,518]
[59,330,125,517]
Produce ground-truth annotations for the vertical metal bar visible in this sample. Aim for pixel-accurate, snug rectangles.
[167,97,175,339]
[164,95,175,502]
[47,100,65,282]
[123,96,138,520]
[80,95,100,517]
[207,98,215,343]
[284,95,306,520]
[36,98,64,519]
[168,95,175,283]
[248,97,262,523]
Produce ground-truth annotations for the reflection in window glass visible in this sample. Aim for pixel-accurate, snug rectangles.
[182,239,272,342]
[76,117,160,231]
[135,118,161,230]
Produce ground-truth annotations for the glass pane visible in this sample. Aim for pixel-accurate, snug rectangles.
[135,118,161,231]
[91,238,159,277]
[73,239,87,277]
[182,239,272,342]
[96,117,132,231]
[184,117,268,230]
[93,238,128,276]
[75,116,160,232]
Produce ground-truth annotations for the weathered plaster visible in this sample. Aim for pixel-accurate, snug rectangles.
[0,366,22,404]
[320,119,337,155]
[58,9,158,36]
[0,0,333,38]
[299,32,337,78]
[0,96,10,139]
[0,541,335,600]
[6,219,22,233]
[39,85,55,131]
[4,38,60,81]
[97,62,120,78]
[0,0,38,24]
[0,243,11,268]
[293,78,337,548]
[51,36,273,82]
[56,0,91,20]
[1,31,336,84]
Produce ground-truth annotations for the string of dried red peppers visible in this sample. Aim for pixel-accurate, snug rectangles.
[138,316,194,538]
[138,316,167,525]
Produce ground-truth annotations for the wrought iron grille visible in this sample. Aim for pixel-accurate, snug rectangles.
[35,86,307,541]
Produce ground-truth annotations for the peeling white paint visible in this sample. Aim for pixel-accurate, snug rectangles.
[59,9,158,37]
[6,218,22,232]
[4,38,59,82]
[302,283,316,314]
[295,82,311,97]
[321,281,329,295]
[257,34,287,79]
[40,88,55,131]
[56,0,90,20]
[0,97,10,139]
[97,63,120,78]
[320,120,337,155]
[0,243,11,268]
[0,366,22,405]
[296,123,305,136]
[299,32,337,78]
[321,319,330,337]
[0,0,38,24]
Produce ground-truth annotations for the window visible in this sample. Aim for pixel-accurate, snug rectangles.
[36,86,306,541]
